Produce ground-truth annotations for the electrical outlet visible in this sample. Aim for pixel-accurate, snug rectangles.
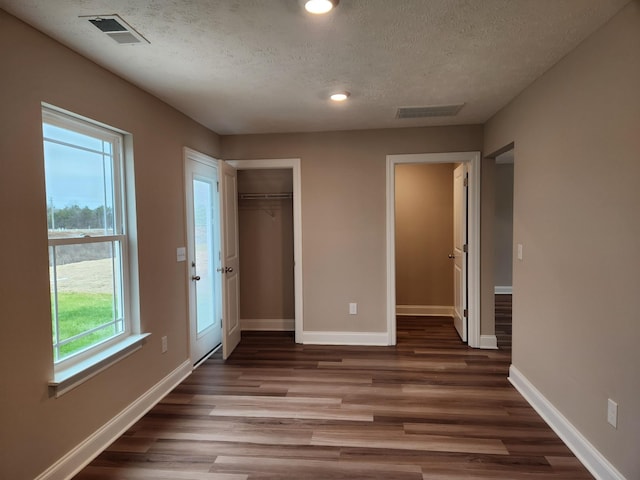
[349,303,357,315]
[161,336,168,353]
[607,399,618,428]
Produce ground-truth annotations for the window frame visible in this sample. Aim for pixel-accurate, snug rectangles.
[42,105,146,395]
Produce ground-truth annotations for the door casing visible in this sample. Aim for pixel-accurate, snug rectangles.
[386,152,481,348]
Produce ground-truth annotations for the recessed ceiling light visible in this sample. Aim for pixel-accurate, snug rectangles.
[330,92,350,102]
[304,0,339,15]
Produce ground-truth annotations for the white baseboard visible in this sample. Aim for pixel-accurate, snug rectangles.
[479,334,498,349]
[241,318,294,331]
[509,365,626,480]
[494,286,513,294]
[36,360,192,480]
[396,305,454,316]
[302,331,389,346]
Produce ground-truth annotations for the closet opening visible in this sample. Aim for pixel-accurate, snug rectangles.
[237,169,295,332]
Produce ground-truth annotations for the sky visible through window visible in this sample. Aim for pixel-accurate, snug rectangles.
[43,123,114,212]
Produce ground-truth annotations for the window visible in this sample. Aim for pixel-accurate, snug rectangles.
[42,106,138,376]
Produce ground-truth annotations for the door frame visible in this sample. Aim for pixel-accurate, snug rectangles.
[184,147,224,364]
[386,152,481,347]
[226,158,303,343]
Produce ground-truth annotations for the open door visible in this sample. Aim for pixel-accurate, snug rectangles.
[219,160,241,358]
[452,163,468,342]
[185,150,223,365]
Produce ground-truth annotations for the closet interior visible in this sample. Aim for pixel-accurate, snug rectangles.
[237,169,295,331]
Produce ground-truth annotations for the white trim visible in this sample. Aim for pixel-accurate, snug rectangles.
[396,305,454,316]
[184,146,219,168]
[241,318,295,331]
[479,334,498,349]
[302,331,388,346]
[509,366,627,480]
[49,333,151,397]
[226,158,303,343]
[386,152,481,348]
[36,360,192,480]
[495,286,513,294]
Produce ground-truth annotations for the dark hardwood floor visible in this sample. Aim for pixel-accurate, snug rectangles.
[73,317,592,479]
[495,294,513,349]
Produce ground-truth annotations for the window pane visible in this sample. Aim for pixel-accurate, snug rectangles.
[50,241,124,361]
[194,178,216,335]
[44,134,115,236]
[43,123,105,152]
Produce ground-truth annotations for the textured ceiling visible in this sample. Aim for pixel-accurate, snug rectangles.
[0,0,629,134]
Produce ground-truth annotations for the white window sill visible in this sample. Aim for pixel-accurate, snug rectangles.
[49,333,151,398]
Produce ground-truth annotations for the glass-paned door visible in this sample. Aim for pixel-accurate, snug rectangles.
[185,154,222,364]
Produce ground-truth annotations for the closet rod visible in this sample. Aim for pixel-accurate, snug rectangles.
[238,192,293,200]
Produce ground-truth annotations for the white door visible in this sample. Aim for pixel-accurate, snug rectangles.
[185,153,223,364]
[452,163,468,342]
[219,160,241,359]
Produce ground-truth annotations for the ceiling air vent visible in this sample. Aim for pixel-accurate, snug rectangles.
[396,104,464,119]
[82,14,150,45]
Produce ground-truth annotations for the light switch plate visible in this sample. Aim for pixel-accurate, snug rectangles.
[349,303,358,315]
[517,243,523,261]
[176,247,186,262]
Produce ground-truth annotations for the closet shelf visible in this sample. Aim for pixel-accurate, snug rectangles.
[238,192,293,200]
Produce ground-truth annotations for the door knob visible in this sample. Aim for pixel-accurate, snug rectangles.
[191,275,201,281]
[448,254,455,259]
[225,266,234,273]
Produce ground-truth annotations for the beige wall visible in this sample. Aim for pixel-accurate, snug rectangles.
[480,157,496,336]
[395,163,454,307]
[222,126,484,333]
[484,2,640,478]
[0,11,219,479]
[494,162,514,287]
[238,199,294,321]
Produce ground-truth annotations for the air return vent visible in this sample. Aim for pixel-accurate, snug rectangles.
[82,14,150,45]
[396,104,464,119]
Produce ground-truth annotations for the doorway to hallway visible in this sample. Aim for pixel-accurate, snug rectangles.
[394,162,459,330]
[386,152,481,347]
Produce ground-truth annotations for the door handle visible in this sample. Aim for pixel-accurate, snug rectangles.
[191,275,201,281]
[448,254,455,259]
[217,267,234,274]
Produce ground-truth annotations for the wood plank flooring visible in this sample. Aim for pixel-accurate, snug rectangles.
[495,294,513,349]
[73,317,592,479]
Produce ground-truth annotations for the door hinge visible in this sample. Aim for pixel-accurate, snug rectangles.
[216,181,219,192]
[463,244,468,253]
[463,174,468,187]
[220,318,223,328]
[463,309,468,318]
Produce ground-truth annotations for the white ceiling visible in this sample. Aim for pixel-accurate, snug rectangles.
[0,0,629,135]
